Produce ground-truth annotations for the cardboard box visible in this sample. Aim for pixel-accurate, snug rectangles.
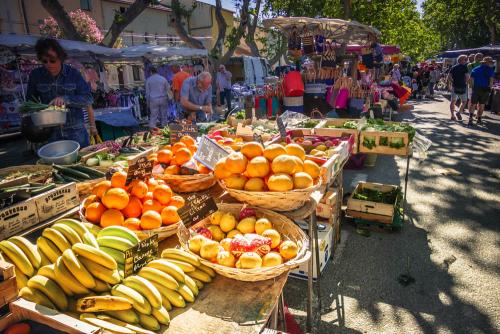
[0,199,38,241]
[290,222,333,280]
[33,183,79,222]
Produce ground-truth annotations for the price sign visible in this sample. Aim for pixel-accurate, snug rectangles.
[124,235,158,277]
[169,123,198,143]
[126,156,153,185]
[178,191,218,228]
[277,116,287,139]
[194,135,230,170]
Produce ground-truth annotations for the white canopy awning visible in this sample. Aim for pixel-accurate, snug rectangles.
[117,44,208,59]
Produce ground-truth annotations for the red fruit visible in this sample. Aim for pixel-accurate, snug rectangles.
[196,227,212,240]
[239,207,256,220]
[229,233,272,258]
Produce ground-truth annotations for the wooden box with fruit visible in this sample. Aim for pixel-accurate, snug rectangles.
[359,119,415,156]
[315,119,360,153]
[178,204,310,281]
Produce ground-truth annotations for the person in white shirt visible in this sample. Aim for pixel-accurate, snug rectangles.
[146,67,170,129]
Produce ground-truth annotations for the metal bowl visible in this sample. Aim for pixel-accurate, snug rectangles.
[38,140,80,165]
[31,109,67,128]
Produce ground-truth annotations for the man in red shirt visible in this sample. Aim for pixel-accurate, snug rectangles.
[171,64,191,102]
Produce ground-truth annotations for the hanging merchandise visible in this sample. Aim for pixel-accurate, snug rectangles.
[315,35,325,54]
[287,26,302,59]
[283,71,304,97]
[302,28,315,56]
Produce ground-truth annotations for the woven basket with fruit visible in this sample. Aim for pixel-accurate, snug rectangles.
[178,203,310,281]
[215,142,322,211]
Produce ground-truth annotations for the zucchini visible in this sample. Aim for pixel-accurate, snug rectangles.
[70,165,106,178]
[52,171,65,183]
[53,165,90,179]
[30,183,56,196]
[60,174,81,183]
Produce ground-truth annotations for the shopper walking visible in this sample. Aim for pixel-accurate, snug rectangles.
[447,54,469,120]
[390,64,402,83]
[468,56,495,126]
[146,67,170,129]
[467,53,484,115]
[216,65,233,114]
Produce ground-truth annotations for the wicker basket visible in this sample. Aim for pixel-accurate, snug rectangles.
[79,199,179,241]
[177,203,310,281]
[153,173,216,193]
[218,179,321,211]
[76,177,106,197]
[0,165,53,184]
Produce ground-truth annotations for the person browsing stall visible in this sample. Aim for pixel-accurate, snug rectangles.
[216,65,233,113]
[146,66,170,129]
[26,38,93,147]
[171,64,190,102]
[180,71,212,122]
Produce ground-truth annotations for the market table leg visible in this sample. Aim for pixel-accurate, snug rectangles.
[312,211,322,314]
[279,293,287,332]
[306,212,314,332]
[403,154,410,222]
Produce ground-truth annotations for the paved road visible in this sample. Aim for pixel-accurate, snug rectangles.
[285,96,500,334]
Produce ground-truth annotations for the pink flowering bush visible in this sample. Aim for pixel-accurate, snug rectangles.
[40,9,103,44]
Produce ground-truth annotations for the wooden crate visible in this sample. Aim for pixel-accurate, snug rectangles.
[33,183,80,222]
[315,119,360,153]
[346,182,398,224]
[359,129,409,156]
[0,261,16,309]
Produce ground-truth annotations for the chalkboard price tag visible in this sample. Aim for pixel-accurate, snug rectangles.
[169,123,198,143]
[194,135,230,170]
[126,156,153,185]
[178,191,218,228]
[277,116,287,139]
[124,235,158,277]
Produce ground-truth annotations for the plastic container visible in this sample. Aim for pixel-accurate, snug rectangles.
[38,140,80,165]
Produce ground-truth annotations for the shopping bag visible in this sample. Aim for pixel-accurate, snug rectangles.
[335,88,349,109]
[283,71,305,97]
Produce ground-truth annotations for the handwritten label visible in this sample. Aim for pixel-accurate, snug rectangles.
[178,191,218,228]
[194,135,230,170]
[124,235,158,277]
[169,123,198,143]
[126,156,153,185]
[277,116,287,139]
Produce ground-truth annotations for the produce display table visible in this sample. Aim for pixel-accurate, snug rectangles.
[93,107,140,140]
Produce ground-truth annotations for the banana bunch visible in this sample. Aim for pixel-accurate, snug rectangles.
[0,236,41,289]
[96,226,140,274]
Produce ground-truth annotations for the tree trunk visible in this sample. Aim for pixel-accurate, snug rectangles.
[268,35,287,66]
[211,0,228,58]
[343,0,351,20]
[246,0,262,57]
[170,0,205,49]
[41,0,84,41]
[219,0,251,64]
[101,0,151,47]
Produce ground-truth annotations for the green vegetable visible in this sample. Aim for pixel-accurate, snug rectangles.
[297,120,319,128]
[86,158,99,167]
[53,165,90,180]
[363,136,376,149]
[70,165,106,178]
[234,110,246,120]
[99,160,114,168]
[353,187,402,204]
[18,100,49,113]
[30,183,56,195]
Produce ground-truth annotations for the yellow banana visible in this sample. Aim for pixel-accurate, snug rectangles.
[76,296,132,312]
[187,269,212,283]
[36,237,61,264]
[61,249,96,289]
[104,309,139,324]
[38,248,51,266]
[92,278,110,293]
[123,275,162,309]
[82,222,101,237]
[52,223,83,245]
[162,258,196,272]
[18,286,56,310]
[15,267,29,289]
[160,292,172,311]
[72,243,117,270]
[42,228,71,252]
[177,283,195,303]
[152,306,170,325]
[138,267,179,290]
[38,263,74,296]
[139,313,160,331]
[54,257,90,295]
[98,246,125,265]
[55,219,88,239]
[183,274,199,296]
[147,259,185,283]
[0,240,34,276]
[150,282,185,308]
[197,263,216,278]
[79,257,121,285]
[27,275,68,311]
[97,236,135,252]
[111,284,152,315]
[161,248,200,267]
[80,313,135,334]
[97,226,140,245]
[97,315,155,334]
[82,231,99,248]
[9,236,41,269]
[192,278,204,290]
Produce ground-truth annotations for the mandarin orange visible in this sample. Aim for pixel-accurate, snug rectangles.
[142,199,162,213]
[92,180,111,199]
[153,184,173,205]
[100,209,124,227]
[85,202,106,224]
[157,150,173,164]
[123,218,141,231]
[121,196,143,218]
[131,180,148,199]
[180,135,196,146]
[102,188,129,210]
[161,206,181,225]
[140,210,162,230]
[172,142,187,154]
[110,170,127,188]
[174,148,192,165]
[168,195,185,209]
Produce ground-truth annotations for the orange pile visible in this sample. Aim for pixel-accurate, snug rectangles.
[84,170,185,230]
[147,135,210,175]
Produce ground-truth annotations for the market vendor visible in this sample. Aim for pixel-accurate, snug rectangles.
[180,71,212,122]
[26,38,93,147]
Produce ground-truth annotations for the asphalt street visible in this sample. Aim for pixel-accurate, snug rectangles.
[285,96,500,334]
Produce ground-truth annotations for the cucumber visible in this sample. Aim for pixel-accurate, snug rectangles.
[70,165,106,178]
[53,165,90,179]
[30,183,56,195]
[52,171,65,183]
[60,174,81,183]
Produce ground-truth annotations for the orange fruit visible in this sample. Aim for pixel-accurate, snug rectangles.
[83,195,98,209]
[92,180,112,199]
[121,196,143,218]
[140,210,162,230]
[142,192,154,202]
[172,142,187,154]
[85,202,106,224]
[180,135,196,146]
[197,164,210,174]
[161,206,181,225]
[102,188,129,210]
[174,148,192,165]
[187,145,197,154]
[168,195,185,209]
[142,199,162,213]
[161,145,172,151]
[123,218,141,231]
[157,179,166,185]
[100,209,124,228]
[111,170,127,188]
[131,181,148,199]
[164,165,180,175]
[153,184,173,205]
[157,150,173,164]
[146,178,159,192]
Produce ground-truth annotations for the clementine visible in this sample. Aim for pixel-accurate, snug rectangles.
[187,145,197,154]
[85,202,106,224]
[198,164,210,174]
[92,180,112,199]
[140,210,162,230]
[83,195,98,209]
[180,135,196,146]
[172,142,187,154]
[174,148,192,165]
[146,178,159,192]
[102,188,129,210]
[161,206,181,225]
[142,199,162,213]
[111,170,127,188]
[168,195,185,209]
[164,165,180,175]
[157,149,173,164]
[142,192,154,202]
[131,181,148,199]
[100,209,124,228]
[123,218,141,231]
[121,196,143,218]
[153,184,173,205]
